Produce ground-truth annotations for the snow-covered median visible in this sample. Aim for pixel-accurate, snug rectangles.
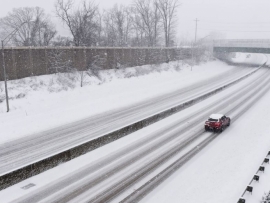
[0,60,235,143]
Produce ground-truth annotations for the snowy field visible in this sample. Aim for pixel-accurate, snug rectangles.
[0,53,270,202]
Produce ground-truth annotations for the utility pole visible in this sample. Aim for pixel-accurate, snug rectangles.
[195,18,199,44]
[191,18,199,71]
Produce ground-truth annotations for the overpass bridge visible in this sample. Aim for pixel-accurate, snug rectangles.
[213,39,270,54]
[213,39,270,62]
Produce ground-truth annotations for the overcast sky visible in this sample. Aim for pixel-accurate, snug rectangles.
[1,0,270,41]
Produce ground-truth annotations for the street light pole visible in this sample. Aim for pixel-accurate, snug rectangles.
[1,21,28,112]
[1,40,9,112]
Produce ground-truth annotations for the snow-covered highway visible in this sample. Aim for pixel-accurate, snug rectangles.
[1,61,270,202]
[0,64,260,181]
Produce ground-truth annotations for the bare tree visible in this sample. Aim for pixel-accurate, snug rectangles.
[96,10,104,46]
[79,54,106,87]
[131,12,146,46]
[52,36,73,46]
[0,7,56,46]
[39,22,57,46]
[155,0,180,47]
[133,0,161,47]
[55,0,99,46]
[103,11,118,46]
[48,49,73,73]
[103,4,132,47]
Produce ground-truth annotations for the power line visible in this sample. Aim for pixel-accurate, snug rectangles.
[197,28,270,33]
[199,20,270,25]
[199,24,270,28]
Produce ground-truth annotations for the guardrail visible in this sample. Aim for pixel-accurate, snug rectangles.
[238,151,270,203]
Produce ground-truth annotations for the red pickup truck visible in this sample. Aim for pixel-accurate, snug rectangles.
[205,114,231,132]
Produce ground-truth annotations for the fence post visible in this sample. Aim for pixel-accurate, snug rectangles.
[29,47,33,76]
[72,46,75,71]
[44,47,49,74]
[11,47,17,79]
[84,46,87,70]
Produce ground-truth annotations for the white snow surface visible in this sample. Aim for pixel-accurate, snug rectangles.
[231,52,265,65]
[0,53,269,203]
[0,59,238,144]
[141,81,270,203]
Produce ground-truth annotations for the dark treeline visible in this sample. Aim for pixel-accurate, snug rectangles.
[0,0,180,48]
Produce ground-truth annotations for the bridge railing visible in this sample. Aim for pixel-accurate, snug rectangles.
[214,39,270,48]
